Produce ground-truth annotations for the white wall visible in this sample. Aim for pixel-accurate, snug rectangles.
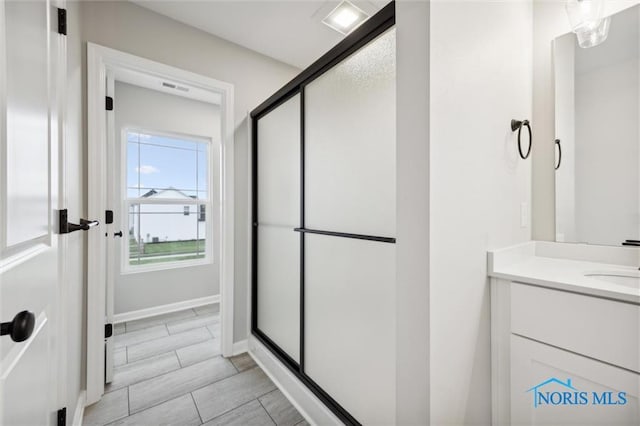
[395,1,430,424]
[113,82,219,314]
[430,1,532,424]
[532,0,640,241]
[79,1,299,338]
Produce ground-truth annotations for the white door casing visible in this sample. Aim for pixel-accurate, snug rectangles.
[104,73,115,384]
[86,43,235,404]
[0,0,67,424]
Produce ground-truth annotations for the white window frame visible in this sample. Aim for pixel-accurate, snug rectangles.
[120,127,214,274]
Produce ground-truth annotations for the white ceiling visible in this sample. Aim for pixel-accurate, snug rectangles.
[131,0,387,69]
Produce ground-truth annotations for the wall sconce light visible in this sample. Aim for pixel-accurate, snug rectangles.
[565,0,610,48]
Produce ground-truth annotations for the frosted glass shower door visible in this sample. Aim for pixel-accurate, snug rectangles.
[256,94,301,362]
[303,29,397,425]
[305,29,396,237]
[305,235,396,425]
[251,7,397,420]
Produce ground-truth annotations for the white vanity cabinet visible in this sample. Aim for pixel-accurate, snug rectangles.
[510,334,638,426]
[489,242,640,426]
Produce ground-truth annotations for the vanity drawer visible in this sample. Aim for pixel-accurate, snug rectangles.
[510,283,640,372]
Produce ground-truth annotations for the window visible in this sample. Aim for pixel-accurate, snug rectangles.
[125,130,210,269]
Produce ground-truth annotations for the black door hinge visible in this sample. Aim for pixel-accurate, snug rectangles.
[105,96,114,111]
[57,8,67,35]
[105,323,113,339]
[105,210,114,224]
[57,407,66,426]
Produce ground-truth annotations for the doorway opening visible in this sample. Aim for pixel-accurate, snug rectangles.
[86,44,235,405]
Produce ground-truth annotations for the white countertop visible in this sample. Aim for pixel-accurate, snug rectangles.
[488,241,640,304]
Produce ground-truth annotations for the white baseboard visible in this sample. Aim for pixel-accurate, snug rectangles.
[72,391,86,426]
[232,339,248,356]
[114,295,220,324]
[249,336,341,426]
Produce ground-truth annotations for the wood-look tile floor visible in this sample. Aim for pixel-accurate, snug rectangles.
[83,305,308,426]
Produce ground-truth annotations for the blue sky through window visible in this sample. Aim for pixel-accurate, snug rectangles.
[127,131,208,199]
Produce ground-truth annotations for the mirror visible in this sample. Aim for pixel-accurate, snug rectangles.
[554,5,640,247]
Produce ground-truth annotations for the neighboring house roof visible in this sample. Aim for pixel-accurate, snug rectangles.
[141,187,192,199]
[526,378,578,393]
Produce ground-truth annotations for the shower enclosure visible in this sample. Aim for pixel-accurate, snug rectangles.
[251,3,396,424]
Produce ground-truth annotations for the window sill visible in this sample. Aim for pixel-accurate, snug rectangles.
[120,257,213,275]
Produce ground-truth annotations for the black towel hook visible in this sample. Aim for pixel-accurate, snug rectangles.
[511,119,532,160]
[555,139,562,170]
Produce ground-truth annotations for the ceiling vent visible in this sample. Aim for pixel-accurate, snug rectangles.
[162,81,190,92]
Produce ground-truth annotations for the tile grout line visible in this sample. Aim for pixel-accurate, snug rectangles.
[127,392,201,420]
[257,397,278,426]
[201,397,265,425]
[104,356,184,394]
[126,327,212,363]
[131,315,217,339]
[127,359,239,416]
[114,323,216,415]
[114,326,171,350]
[257,388,306,426]
[126,340,210,363]
[124,312,199,334]
[167,318,221,336]
[122,346,219,387]
[100,307,294,426]
[189,392,204,425]
[259,388,279,399]
[121,305,216,332]
[168,367,278,422]
[206,325,215,339]
[256,386,280,401]
[109,389,198,425]
[230,358,240,373]
[175,349,183,368]
[125,320,184,388]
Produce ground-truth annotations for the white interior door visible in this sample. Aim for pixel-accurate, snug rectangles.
[0,0,64,424]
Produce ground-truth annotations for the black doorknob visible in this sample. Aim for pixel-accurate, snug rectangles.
[1,311,35,342]
[114,231,123,238]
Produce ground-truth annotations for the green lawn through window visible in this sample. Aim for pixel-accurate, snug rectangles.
[129,239,206,265]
